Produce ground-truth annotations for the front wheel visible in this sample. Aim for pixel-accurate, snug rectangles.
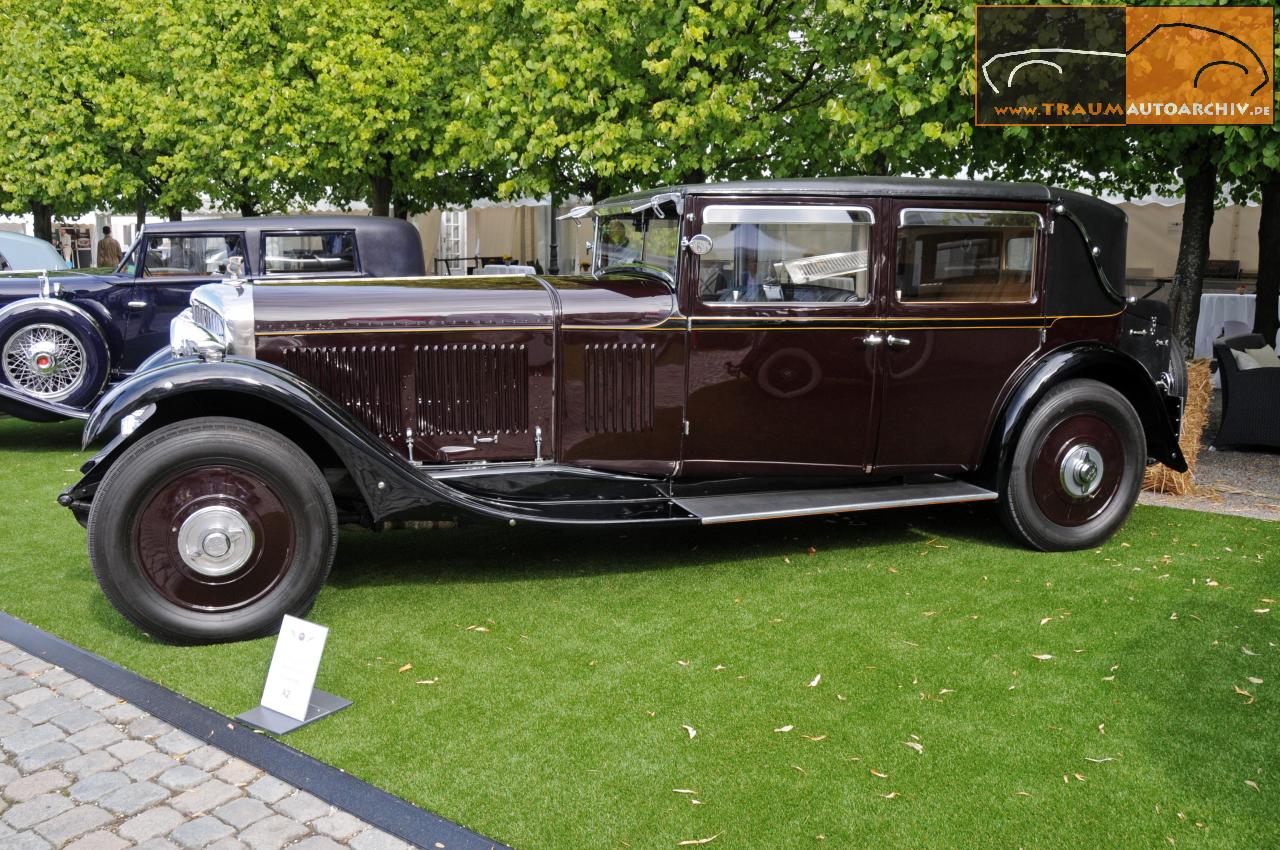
[1000,379,1145,551]
[0,313,108,410]
[87,417,338,644]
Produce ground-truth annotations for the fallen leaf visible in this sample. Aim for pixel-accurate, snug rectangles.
[397,663,413,673]
[465,625,490,633]
[677,834,721,846]
[802,735,827,742]
[791,764,808,775]
[415,678,439,685]
[879,792,900,799]
[1098,723,1106,734]
[808,674,822,687]
[1233,685,1256,705]
[1014,791,1032,797]
[1102,675,1116,682]
[807,547,817,556]
[1032,654,1054,661]
[677,660,690,667]
[774,725,795,733]
[1074,773,1087,782]
[902,741,924,754]
[1040,617,1053,626]
[837,694,847,701]
[1242,646,1258,656]
[870,769,888,779]
[1169,612,1179,620]
[682,725,698,739]
[939,688,955,695]
[1085,756,1116,763]
[783,557,791,564]
[713,665,726,672]
[1254,608,1271,614]
[673,789,698,795]
[1245,780,1260,791]
[1247,677,1264,684]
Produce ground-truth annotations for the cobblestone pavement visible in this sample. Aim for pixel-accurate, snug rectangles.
[0,642,416,850]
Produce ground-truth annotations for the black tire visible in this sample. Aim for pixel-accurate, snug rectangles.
[0,311,109,411]
[87,417,338,644]
[1000,379,1145,551]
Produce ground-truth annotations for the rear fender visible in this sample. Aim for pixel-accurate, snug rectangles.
[984,344,1188,487]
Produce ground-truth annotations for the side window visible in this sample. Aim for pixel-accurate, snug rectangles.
[142,235,246,278]
[895,210,1041,304]
[698,206,874,304]
[263,231,356,274]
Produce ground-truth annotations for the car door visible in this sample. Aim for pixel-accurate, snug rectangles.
[680,197,885,477]
[123,232,247,370]
[873,202,1048,473]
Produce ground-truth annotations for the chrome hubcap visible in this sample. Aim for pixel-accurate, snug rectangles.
[176,506,255,577]
[2,323,86,400]
[1060,444,1104,500]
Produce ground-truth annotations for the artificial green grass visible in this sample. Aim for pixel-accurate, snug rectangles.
[0,415,1275,849]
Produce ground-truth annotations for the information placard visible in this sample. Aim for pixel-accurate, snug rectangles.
[260,615,329,721]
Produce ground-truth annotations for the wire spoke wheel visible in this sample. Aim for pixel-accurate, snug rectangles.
[2,322,87,400]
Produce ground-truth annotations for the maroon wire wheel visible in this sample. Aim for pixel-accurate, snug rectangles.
[133,463,297,612]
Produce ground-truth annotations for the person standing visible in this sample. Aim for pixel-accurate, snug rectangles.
[96,225,122,267]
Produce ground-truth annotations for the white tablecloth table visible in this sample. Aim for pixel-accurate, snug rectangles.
[479,263,537,276]
[1194,293,1260,359]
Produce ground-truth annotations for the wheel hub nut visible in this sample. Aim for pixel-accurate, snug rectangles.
[201,531,231,559]
[176,506,255,577]
[1060,445,1104,500]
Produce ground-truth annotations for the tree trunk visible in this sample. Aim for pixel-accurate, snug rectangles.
[369,172,392,217]
[165,206,183,222]
[238,201,259,217]
[1254,171,1280,346]
[391,195,410,220]
[135,189,147,229]
[31,201,53,243]
[1167,154,1217,354]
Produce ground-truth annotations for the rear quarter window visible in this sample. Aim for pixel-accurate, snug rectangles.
[263,231,357,274]
[896,209,1042,304]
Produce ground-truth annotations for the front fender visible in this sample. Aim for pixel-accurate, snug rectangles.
[990,343,1188,482]
[0,383,89,421]
[75,356,535,524]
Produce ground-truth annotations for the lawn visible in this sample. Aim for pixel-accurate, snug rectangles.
[0,415,1276,849]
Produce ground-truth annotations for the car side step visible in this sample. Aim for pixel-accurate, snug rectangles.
[671,479,998,525]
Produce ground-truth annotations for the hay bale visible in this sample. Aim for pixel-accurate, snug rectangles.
[1143,359,1212,495]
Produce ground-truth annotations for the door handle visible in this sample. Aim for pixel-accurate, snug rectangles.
[886,334,911,348]
[127,300,148,309]
[861,334,884,348]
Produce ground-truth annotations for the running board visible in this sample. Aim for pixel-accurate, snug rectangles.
[671,479,998,525]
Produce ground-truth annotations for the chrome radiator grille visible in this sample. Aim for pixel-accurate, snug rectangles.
[190,301,226,340]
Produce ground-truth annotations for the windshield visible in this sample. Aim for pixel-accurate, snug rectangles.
[593,208,680,279]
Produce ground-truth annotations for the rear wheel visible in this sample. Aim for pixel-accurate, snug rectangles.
[1000,379,1145,551]
[88,417,338,644]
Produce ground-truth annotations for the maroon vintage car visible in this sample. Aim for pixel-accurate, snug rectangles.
[60,178,1187,643]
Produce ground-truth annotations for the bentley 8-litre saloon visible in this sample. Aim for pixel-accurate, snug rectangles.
[59,178,1188,643]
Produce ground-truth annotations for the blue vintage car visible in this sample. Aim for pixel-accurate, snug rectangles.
[0,215,424,421]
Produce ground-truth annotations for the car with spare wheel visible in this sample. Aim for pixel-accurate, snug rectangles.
[58,178,1188,643]
[0,215,423,422]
